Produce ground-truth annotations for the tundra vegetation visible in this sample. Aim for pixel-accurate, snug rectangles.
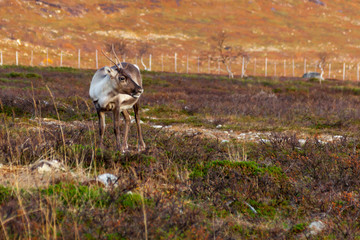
[0,65,360,239]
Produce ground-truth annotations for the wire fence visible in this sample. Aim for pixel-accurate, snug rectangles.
[1,48,359,81]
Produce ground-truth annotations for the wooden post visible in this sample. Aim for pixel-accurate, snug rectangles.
[197,56,200,73]
[161,54,164,72]
[217,59,220,74]
[149,54,152,71]
[357,63,359,82]
[274,61,277,77]
[0,51,2,66]
[30,51,33,66]
[253,58,256,76]
[304,58,306,73]
[241,56,245,77]
[60,51,63,67]
[78,49,81,69]
[315,63,317,73]
[95,50,98,69]
[343,62,346,80]
[208,56,210,74]
[265,58,268,77]
[283,59,286,76]
[187,55,189,74]
[16,51,18,66]
[46,49,48,66]
[174,52,177,73]
[328,63,331,79]
[292,59,295,77]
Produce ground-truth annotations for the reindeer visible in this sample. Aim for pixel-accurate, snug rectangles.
[89,46,146,152]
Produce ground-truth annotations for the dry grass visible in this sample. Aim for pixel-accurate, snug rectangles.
[0,65,360,239]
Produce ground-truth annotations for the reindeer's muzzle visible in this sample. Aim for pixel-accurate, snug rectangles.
[132,87,143,98]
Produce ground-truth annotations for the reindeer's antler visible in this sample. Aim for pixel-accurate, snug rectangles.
[101,44,123,70]
[111,44,123,69]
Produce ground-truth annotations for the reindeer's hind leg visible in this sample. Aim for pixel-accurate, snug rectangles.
[121,110,130,152]
[113,106,122,152]
[133,102,146,152]
[97,110,106,149]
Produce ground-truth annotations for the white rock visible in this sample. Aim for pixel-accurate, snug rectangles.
[97,173,118,187]
[216,124,222,129]
[30,160,65,173]
[152,125,163,129]
[308,221,325,235]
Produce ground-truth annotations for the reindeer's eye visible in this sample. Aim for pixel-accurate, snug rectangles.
[119,76,126,81]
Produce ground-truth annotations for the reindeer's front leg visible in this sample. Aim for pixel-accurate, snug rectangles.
[121,110,130,152]
[133,102,146,152]
[97,110,106,149]
[113,107,122,151]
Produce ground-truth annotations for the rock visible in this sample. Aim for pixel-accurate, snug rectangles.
[30,160,66,173]
[308,221,325,235]
[152,125,163,129]
[299,139,306,145]
[302,72,322,80]
[309,0,325,6]
[97,173,118,187]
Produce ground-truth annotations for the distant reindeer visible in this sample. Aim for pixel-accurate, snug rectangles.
[89,45,146,152]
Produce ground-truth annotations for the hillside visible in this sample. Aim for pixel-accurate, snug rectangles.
[1,66,360,238]
[1,0,360,67]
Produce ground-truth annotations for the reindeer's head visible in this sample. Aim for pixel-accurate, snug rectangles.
[105,66,143,98]
[102,45,143,98]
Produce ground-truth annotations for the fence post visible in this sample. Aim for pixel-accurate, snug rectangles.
[161,54,164,72]
[197,56,200,73]
[174,52,177,73]
[0,51,2,66]
[149,54,152,71]
[304,58,306,73]
[292,59,295,77]
[208,56,210,74]
[78,49,81,69]
[315,63,317,73]
[274,61,277,77]
[265,58,268,77]
[95,50,98,69]
[46,49,48,66]
[187,55,189,74]
[253,58,256,76]
[60,51,63,67]
[241,56,245,77]
[30,51,33,66]
[16,51,18,66]
[343,62,345,80]
[357,63,359,82]
[284,59,286,76]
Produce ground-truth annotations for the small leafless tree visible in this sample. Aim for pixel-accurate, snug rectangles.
[106,38,129,61]
[318,52,328,82]
[209,31,242,78]
[241,52,250,78]
[138,42,150,70]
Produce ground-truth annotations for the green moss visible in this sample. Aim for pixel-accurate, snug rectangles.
[41,183,106,207]
[117,192,153,210]
[0,185,13,204]
[190,159,285,179]
[290,223,307,234]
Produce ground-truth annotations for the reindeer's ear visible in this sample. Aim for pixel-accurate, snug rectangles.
[104,66,117,77]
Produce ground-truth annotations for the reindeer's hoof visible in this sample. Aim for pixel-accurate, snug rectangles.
[120,145,129,153]
[138,144,146,152]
